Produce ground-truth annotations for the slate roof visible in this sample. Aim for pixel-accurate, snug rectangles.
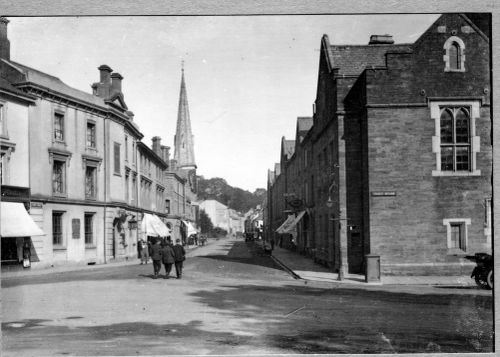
[283,139,295,159]
[0,77,35,101]
[327,44,413,76]
[4,60,106,108]
[296,116,313,141]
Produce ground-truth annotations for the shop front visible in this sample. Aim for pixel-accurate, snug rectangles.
[1,201,45,268]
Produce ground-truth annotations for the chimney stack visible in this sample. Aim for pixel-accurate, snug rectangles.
[0,17,10,60]
[369,34,394,45]
[161,145,171,163]
[110,72,123,96]
[152,136,162,156]
[93,65,113,98]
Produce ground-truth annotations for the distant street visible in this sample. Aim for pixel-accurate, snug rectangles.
[2,237,493,355]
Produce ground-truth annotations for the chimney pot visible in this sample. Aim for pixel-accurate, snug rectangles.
[152,136,162,156]
[98,64,113,83]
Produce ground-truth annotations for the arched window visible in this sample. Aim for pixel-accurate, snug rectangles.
[443,36,465,72]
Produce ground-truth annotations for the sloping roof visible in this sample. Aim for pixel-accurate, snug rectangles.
[297,116,313,141]
[5,60,106,108]
[283,139,295,159]
[0,77,36,102]
[327,44,412,76]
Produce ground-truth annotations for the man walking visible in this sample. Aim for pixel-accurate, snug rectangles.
[172,239,186,279]
[161,241,175,279]
[151,239,162,279]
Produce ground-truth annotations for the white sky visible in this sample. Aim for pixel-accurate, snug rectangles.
[8,15,439,192]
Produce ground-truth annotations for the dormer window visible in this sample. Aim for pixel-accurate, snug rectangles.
[443,36,465,72]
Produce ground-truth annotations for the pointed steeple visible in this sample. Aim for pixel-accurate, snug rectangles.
[174,62,196,170]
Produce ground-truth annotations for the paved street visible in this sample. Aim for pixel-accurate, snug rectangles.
[2,237,493,355]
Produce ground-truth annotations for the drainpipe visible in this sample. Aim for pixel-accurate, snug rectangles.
[103,115,108,264]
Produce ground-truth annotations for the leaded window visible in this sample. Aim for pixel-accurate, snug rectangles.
[440,107,471,172]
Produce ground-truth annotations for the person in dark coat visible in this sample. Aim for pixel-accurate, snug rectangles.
[172,239,186,279]
[151,239,162,279]
[161,242,175,279]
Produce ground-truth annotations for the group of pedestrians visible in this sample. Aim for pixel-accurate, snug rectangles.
[138,237,186,279]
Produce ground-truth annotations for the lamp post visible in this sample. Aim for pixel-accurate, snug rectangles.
[326,170,348,281]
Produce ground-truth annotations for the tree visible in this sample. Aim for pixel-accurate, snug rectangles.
[199,209,214,234]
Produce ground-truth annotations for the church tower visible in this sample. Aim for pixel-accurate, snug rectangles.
[173,63,197,194]
[174,63,196,170]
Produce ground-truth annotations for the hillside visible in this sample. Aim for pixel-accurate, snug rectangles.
[197,176,266,213]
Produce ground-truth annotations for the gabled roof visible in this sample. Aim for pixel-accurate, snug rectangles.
[283,139,295,159]
[326,43,412,76]
[296,116,313,142]
[4,60,106,108]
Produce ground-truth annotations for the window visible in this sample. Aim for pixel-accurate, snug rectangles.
[485,198,492,241]
[440,107,471,172]
[431,101,480,176]
[52,211,64,246]
[443,36,465,72]
[443,218,470,253]
[125,171,129,203]
[52,160,66,195]
[54,112,64,141]
[0,102,7,138]
[84,213,94,246]
[113,142,120,175]
[450,223,465,250]
[86,121,96,148]
[165,199,170,214]
[132,141,136,164]
[85,166,97,199]
[125,136,128,162]
[131,174,137,205]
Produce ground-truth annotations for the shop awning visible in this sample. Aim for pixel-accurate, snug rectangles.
[182,220,198,236]
[141,214,171,237]
[275,215,295,234]
[276,211,306,234]
[1,202,45,237]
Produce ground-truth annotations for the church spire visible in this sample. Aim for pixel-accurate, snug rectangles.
[174,62,196,170]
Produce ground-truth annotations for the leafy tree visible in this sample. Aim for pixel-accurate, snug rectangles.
[199,209,214,234]
[197,176,266,213]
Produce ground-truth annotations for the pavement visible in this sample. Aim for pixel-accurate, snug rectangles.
[266,241,476,287]
[0,241,206,279]
[2,237,477,287]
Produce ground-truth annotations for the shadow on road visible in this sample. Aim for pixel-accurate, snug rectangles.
[184,283,493,353]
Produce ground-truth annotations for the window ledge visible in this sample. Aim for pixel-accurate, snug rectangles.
[53,246,67,251]
[444,69,465,73]
[447,248,467,256]
[85,245,97,249]
[432,170,481,177]
[53,193,68,198]
[113,172,122,177]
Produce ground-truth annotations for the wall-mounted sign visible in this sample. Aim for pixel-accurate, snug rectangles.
[31,202,43,209]
[72,219,81,239]
[371,191,397,197]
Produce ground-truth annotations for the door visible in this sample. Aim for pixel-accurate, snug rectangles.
[348,231,364,273]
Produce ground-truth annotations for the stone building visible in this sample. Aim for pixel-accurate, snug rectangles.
[0,18,176,268]
[267,13,492,276]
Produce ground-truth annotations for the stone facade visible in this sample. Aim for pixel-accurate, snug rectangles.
[267,14,492,276]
